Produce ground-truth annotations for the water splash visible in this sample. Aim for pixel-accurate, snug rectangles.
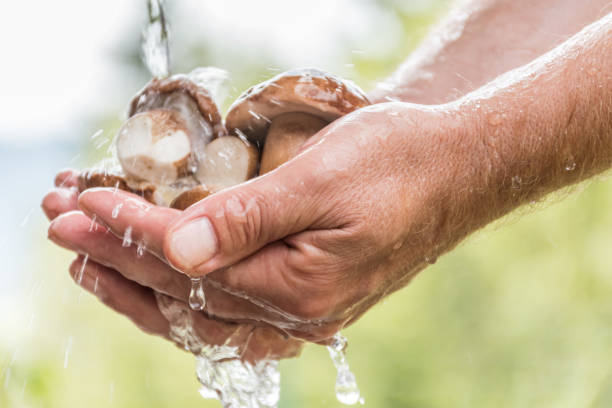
[19,208,34,228]
[155,293,280,407]
[111,203,123,219]
[122,226,133,248]
[327,333,362,405]
[143,0,171,78]
[77,254,89,285]
[63,336,74,369]
[136,240,147,258]
[188,67,230,106]
[188,278,206,311]
[88,215,97,232]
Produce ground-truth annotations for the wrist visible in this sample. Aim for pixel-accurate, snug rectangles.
[378,102,492,258]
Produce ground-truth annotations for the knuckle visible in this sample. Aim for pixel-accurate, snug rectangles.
[217,191,265,250]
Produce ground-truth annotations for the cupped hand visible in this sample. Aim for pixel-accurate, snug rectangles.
[42,171,303,363]
[62,102,486,343]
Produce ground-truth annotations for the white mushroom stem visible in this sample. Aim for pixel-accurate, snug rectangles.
[195,136,259,192]
[117,110,195,185]
[259,112,327,175]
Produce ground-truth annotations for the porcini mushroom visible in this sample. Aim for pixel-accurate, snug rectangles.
[170,185,211,210]
[78,70,227,206]
[225,68,370,174]
[122,72,226,185]
[78,170,157,204]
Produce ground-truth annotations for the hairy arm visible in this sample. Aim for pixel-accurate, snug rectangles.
[435,12,612,248]
[370,0,612,104]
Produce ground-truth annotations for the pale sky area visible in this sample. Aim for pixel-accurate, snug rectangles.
[0,0,435,144]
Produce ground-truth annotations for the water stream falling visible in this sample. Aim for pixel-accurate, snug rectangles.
[133,1,363,406]
[327,334,363,405]
[143,0,170,79]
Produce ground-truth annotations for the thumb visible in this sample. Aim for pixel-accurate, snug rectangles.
[163,157,327,277]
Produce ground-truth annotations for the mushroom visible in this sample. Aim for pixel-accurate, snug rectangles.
[170,185,211,210]
[195,136,259,193]
[225,68,370,174]
[78,169,157,204]
[78,71,227,206]
[169,136,259,210]
[121,73,226,185]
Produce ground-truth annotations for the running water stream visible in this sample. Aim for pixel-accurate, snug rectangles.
[138,1,361,406]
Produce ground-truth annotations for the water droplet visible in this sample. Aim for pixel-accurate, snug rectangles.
[248,110,261,120]
[3,367,11,388]
[90,129,103,140]
[112,203,123,219]
[565,162,576,171]
[63,336,73,368]
[19,208,34,228]
[424,255,438,264]
[189,278,206,311]
[122,226,133,248]
[109,381,115,403]
[136,240,147,258]
[89,215,97,232]
[94,137,109,150]
[327,333,362,406]
[77,254,89,285]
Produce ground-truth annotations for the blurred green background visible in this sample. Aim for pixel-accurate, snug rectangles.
[3,0,612,407]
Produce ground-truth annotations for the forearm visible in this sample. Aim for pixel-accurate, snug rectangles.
[457,13,612,231]
[371,0,611,104]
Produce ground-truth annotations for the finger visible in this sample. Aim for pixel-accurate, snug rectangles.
[73,258,303,362]
[78,188,180,259]
[41,187,79,220]
[55,169,80,188]
[49,210,190,300]
[163,155,333,277]
[69,256,170,338]
[48,211,292,325]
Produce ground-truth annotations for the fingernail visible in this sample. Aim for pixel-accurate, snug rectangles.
[168,217,217,270]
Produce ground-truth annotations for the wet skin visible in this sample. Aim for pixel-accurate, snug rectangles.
[44,170,303,363]
[43,11,611,354]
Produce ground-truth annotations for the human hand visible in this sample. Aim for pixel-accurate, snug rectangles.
[42,171,303,363]
[68,102,487,343]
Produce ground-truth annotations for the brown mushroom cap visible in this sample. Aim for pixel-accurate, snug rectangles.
[169,185,211,210]
[117,70,229,191]
[129,72,225,140]
[225,68,370,144]
[78,170,157,204]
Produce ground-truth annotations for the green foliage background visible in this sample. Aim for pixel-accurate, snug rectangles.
[4,1,612,407]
